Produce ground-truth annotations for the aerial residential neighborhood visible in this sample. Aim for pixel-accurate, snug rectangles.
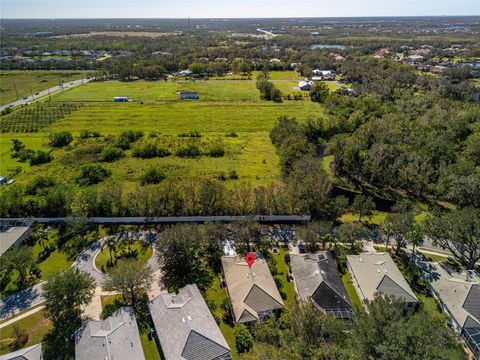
[0,3,479,360]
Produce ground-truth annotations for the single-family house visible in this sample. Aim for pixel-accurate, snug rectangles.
[221,255,284,324]
[149,284,231,360]
[0,219,34,256]
[420,262,479,359]
[0,343,43,360]
[347,252,418,311]
[290,252,353,323]
[298,80,313,91]
[74,307,145,360]
[177,91,199,100]
[312,69,335,80]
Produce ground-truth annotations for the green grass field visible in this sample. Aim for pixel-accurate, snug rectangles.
[0,70,90,105]
[0,311,52,355]
[1,87,325,187]
[341,272,362,309]
[53,80,261,102]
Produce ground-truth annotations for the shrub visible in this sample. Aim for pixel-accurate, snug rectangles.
[101,146,125,162]
[49,131,73,147]
[14,149,35,162]
[225,132,238,137]
[76,164,111,186]
[113,130,143,150]
[25,175,56,195]
[133,143,171,159]
[228,170,239,179]
[216,172,227,181]
[140,167,166,185]
[176,145,201,157]
[79,129,101,138]
[178,130,202,138]
[29,150,53,165]
[209,145,225,157]
[234,324,254,353]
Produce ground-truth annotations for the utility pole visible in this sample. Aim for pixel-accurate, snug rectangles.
[13,81,19,99]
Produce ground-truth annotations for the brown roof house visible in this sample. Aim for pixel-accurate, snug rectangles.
[221,255,284,324]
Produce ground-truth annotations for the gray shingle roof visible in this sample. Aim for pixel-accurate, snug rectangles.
[290,252,351,307]
[0,343,42,360]
[0,219,34,256]
[347,252,418,303]
[149,284,230,360]
[424,263,480,329]
[221,255,284,323]
[74,307,145,360]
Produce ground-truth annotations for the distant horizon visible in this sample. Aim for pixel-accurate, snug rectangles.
[1,0,479,19]
[3,15,480,20]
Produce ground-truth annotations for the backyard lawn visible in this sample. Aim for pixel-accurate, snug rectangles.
[205,277,237,358]
[341,272,362,309]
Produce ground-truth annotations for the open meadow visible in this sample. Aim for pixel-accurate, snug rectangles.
[0,79,326,189]
[0,71,90,106]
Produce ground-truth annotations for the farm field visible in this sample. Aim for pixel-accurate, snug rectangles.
[0,70,90,106]
[0,81,326,188]
[53,80,261,102]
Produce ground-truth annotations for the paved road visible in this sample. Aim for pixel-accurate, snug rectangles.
[0,77,93,112]
[0,282,44,320]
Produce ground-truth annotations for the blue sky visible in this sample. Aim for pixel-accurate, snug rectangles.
[1,0,479,18]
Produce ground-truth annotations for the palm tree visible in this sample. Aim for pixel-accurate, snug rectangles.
[105,236,117,263]
[406,229,424,254]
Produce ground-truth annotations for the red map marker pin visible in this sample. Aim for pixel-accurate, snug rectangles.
[245,253,255,268]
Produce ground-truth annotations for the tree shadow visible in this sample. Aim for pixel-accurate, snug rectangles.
[0,286,41,319]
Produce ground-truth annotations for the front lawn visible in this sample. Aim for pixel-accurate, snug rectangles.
[0,310,52,355]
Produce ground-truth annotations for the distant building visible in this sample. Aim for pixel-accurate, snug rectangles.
[221,255,284,324]
[347,252,418,311]
[178,69,192,77]
[149,284,231,360]
[290,252,353,324]
[419,262,480,359]
[0,219,34,256]
[74,307,145,360]
[113,96,129,102]
[0,343,43,360]
[177,91,199,100]
[312,69,335,80]
[298,80,313,91]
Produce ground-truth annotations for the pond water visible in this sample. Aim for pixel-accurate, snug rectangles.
[311,44,347,50]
